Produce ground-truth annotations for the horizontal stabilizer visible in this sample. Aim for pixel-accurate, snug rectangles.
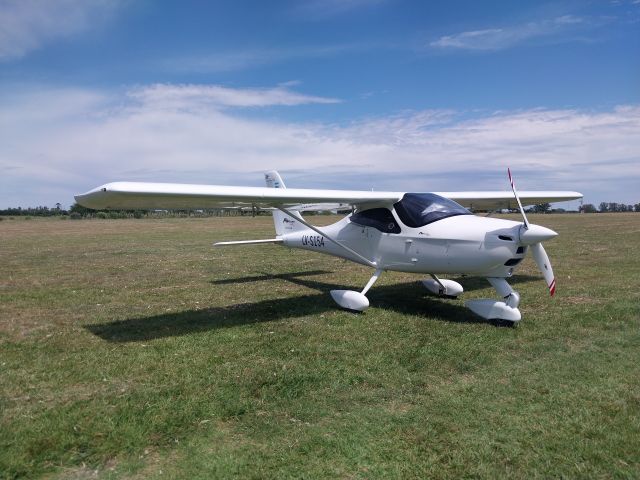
[213,238,284,247]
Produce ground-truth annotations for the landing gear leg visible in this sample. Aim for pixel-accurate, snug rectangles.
[465,277,522,323]
[330,268,382,312]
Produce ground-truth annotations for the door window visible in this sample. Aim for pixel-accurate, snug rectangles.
[350,208,401,233]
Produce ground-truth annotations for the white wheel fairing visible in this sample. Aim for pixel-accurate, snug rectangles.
[465,299,522,322]
[422,279,464,297]
[330,290,370,311]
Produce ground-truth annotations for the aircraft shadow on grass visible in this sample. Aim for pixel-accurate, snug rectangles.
[86,271,541,343]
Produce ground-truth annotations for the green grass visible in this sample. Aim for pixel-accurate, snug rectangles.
[1,214,639,479]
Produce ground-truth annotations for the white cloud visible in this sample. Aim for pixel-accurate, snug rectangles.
[127,84,340,109]
[1,83,639,207]
[430,15,588,51]
[0,0,121,61]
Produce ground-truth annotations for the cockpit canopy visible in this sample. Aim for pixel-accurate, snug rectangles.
[394,193,472,228]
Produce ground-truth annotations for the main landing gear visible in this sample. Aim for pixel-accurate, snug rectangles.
[330,268,382,312]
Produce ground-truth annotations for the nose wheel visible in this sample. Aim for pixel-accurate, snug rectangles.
[465,277,522,323]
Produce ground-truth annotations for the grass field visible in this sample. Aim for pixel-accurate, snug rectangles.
[1,213,639,479]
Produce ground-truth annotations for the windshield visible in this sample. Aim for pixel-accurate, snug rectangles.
[394,193,471,228]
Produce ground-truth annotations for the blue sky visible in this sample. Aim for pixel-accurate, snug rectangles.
[1,0,639,208]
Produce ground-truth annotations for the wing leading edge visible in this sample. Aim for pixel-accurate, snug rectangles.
[74,181,582,211]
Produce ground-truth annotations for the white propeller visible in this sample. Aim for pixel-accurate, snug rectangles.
[508,168,557,296]
[530,243,556,296]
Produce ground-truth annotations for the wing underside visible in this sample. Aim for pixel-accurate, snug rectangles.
[75,181,582,211]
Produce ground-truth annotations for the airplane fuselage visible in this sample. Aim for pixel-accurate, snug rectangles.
[281,212,527,278]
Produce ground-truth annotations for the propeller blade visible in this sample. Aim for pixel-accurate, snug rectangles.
[508,169,556,296]
[507,167,530,229]
[531,243,556,296]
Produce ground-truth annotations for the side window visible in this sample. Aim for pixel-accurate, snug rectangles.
[350,208,401,234]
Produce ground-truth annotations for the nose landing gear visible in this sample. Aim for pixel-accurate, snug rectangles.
[465,277,522,324]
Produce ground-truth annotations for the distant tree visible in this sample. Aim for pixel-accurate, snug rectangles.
[635,203,640,212]
[533,203,551,213]
[69,202,93,216]
[599,202,608,212]
[55,202,62,211]
[628,205,634,213]
[581,203,597,213]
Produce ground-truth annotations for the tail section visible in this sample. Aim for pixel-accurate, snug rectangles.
[265,170,286,189]
[265,170,305,236]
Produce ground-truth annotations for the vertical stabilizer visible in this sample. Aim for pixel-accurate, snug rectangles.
[265,170,286,189]
[265,171,304,236]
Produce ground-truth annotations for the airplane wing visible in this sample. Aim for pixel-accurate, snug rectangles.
[75,182,582,211]
[74,182,404,210]
[436,191,583,210]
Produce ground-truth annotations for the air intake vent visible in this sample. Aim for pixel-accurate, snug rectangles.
[504,258,523,266]
[498,235,514,241]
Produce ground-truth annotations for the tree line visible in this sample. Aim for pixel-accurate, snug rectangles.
[0,203,270,219]
[0,204,64,217]
[1,201,639,219]
[579,202,640,213]
[516,202,639,214]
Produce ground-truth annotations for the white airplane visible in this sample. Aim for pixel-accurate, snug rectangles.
[75,170,582,324]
